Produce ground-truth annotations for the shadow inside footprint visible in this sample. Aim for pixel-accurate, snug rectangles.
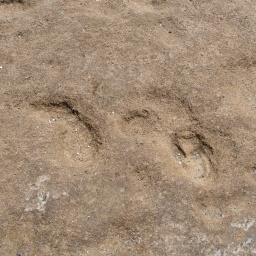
[174,132,214,184]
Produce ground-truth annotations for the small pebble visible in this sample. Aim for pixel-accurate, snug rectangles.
[48,118,56,123]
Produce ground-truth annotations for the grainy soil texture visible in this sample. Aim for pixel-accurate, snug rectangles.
[1,0,256,255]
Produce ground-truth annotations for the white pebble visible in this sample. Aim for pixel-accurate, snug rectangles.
[48,118,56,123]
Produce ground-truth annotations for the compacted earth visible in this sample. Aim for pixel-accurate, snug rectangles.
[1,0,256,255]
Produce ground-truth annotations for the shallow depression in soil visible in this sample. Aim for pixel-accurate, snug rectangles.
[26,105,95,168]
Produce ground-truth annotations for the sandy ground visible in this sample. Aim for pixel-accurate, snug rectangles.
[1,0,256,255]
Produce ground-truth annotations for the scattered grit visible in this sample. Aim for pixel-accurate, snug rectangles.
[0,0,256,255]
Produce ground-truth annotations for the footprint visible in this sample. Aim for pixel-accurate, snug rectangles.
[151,0,167,6]
[118,108,161,136]
[0,0,42,12]
[173,131,214,185]
[0,0,40,5]
[0,0,24,3]
[29,100,100,168]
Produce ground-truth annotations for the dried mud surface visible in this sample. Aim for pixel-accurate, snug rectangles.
[1,0,256,255]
